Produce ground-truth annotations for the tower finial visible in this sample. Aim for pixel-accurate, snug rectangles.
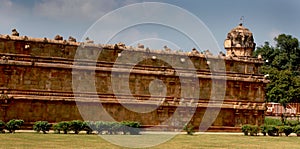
[239,16,244,26]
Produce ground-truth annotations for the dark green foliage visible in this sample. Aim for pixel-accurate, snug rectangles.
[69,120,84,134]
[94,121,140,135]
[294,125,300,135]
[82,121,93,134]
[266,125,279,136]
[241,125,259,136]
[121,121,141,135]
[0,120,5,133]
[249,125,259,136]
[241,125,251,136]
[260,125,267,136]
[184,123,195,135]
[253,34,300,105]
[286,120,300,127]
[95,121,107,135]
[33,121,52,134]
[279,126,293,136]
[6,119,24,133]
[54,121,70,134]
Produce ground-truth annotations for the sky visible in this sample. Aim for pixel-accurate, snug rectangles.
[1,0,300,53]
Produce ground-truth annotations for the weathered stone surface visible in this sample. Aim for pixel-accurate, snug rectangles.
[0,25,268,131]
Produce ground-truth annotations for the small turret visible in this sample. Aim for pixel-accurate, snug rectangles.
[224,23,256,57]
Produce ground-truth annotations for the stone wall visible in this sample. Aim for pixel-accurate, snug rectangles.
[0,34,268,131]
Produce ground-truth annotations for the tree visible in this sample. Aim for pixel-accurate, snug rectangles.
[254,34,300,107]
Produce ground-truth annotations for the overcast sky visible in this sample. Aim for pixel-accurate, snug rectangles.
[1,0,300,53]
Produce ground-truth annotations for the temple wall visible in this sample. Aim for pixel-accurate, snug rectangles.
[0,36,267,131]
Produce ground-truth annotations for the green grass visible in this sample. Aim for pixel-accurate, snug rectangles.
[0,133,299,149]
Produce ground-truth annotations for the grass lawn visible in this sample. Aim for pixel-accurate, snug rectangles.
[0,133,299,149]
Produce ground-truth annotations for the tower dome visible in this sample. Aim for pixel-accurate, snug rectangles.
[224,23,256,57]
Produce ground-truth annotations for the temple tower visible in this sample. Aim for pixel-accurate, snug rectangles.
[224,23,256,57]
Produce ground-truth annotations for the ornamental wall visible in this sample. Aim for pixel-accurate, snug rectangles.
[0,35,267,131]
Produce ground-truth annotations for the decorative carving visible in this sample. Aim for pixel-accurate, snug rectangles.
[137,43,144,49]
[54,35,63,40]
[0,90,13,105]
[11,29,19,36]
[164,45,171,52]
[1,56,9,63]
[85,37,94,43]
[68,36,76,42]
[224,23,256,57]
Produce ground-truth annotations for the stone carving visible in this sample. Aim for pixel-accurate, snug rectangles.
[11,29,19,36]
[188,48,200,56]
[224,23,256,57]
[54,35,63,40]
[218,51,226,57]
[0,90,12,104]
[85,37,94,43]
[226,24,255,48]
[204,49,213,56]
[43,37,48,43]
[1,56,9,63]
[137,43,144,49]
[68,36,76,42]
[0,25,268,131]
[164,45,171,52]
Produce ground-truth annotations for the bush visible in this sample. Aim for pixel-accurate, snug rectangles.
[266,125,279,136]
[55,121,70,134]
[6,119,24,133]
[264,118,283,126]
[294,125,300,136]
[82,121,93,134]
[249,125,259,136]
[121,121,141,135]
[33,121,52,134]
[241,125,251,136]
[95,121,107,135]
[280,126,293,136]
[241,125,259,136]
[260,125,267,136]
[286,120,300,127]
[0,120,5,133]
[184,124,195,135]
[69,120,84,134]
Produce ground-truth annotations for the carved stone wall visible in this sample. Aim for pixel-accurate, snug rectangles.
[0,34,268,131]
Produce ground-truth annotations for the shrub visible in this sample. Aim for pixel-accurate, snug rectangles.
[6,119,24,133]
[111,122,123,134]
[184,124,195,135]
[55,121,70,134]
[264,118,283,126]
[0,120,5,133]
[69,120,84,134]
[82,121,93,134]
[33,121,52,134]
[286,120,300,127]
[249,125,259,136]
[260,125,267,136]
[95,121,107,135]
[294,125,300,136]
[280,126,293,136]
[266,125,279,136]
[241,125,251,136]
[121,121,141,135]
